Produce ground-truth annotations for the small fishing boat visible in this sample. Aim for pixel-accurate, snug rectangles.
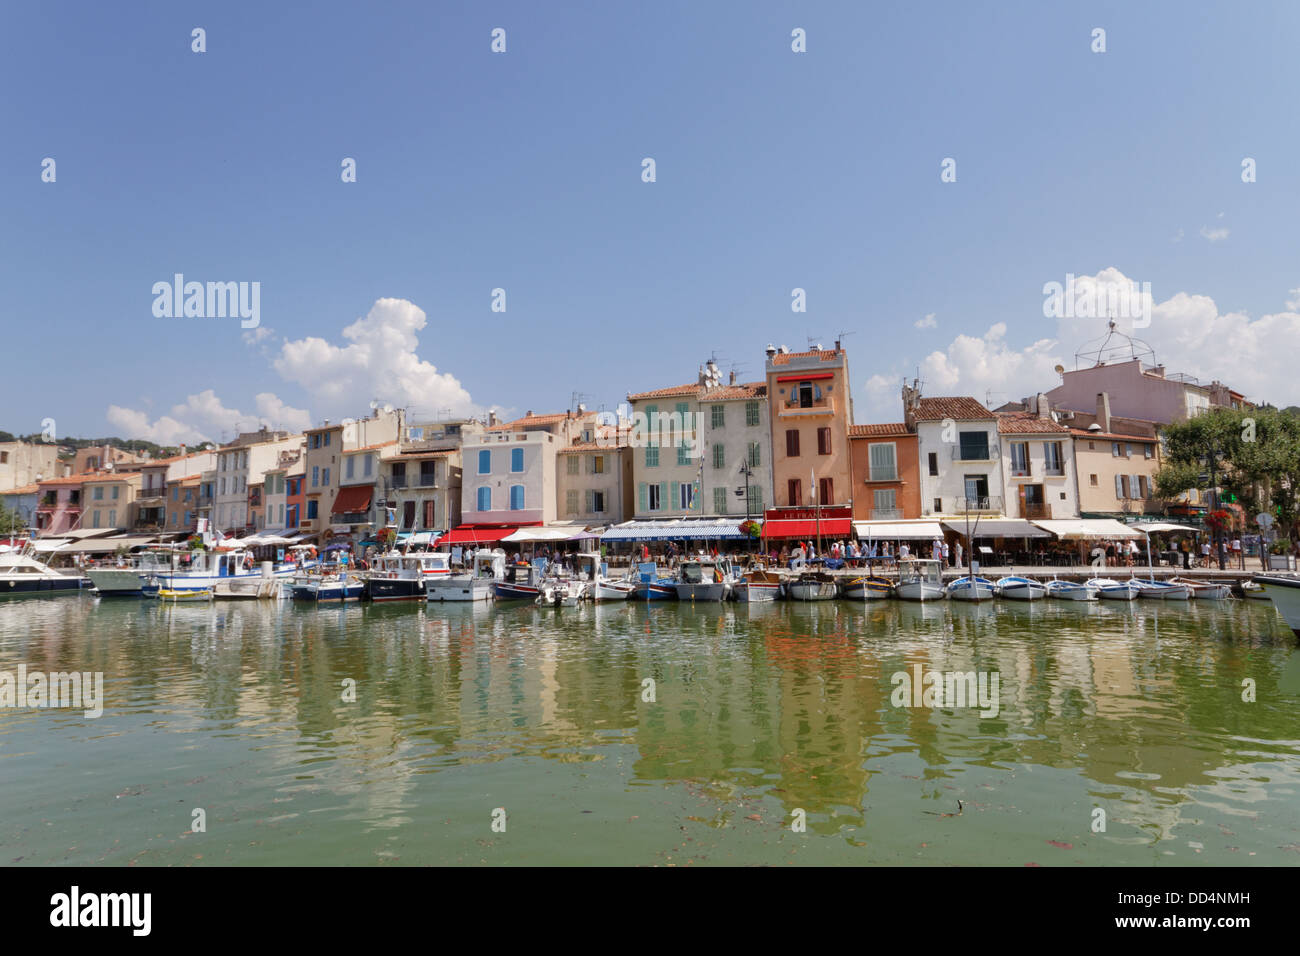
[291,572,365,602]
[840,574,894,601]
[1087,577,1141,601]
[1240,580,1271,600]
[733,567,782,603]
[995,576,1047,601]
[1046,579,1097,601]
[629,562,677,600]
[673,558,731,602]
[896,559,945,602]
[945,575,996,602]
[426,549,504,602]
[157,586,214,602]
[1172,578,1231,600]
[569,552,634,602]
[786,570,838,601]
[364,550,451,601]
[1253,574,1300,636]
[1133,578,1191,600]
[493,561,545,601]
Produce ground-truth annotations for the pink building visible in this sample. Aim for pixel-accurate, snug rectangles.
[34,476,85,535]
[1046,358,1246,425]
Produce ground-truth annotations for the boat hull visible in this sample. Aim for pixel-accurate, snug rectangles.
[592,581,634,601]
[841,577,893,600]
[675,582,727,602]
[493,581,541,601]
[1254,575,1300,636]
[427,577,495,602]
[365,578,426,602]
[734,581,780,603]
[1047,583,1096,601]
[86,568,157,596]
[896,582,946,602]
[0,575,86,596]
[997,580,1047,601]
[947,578,996,602]
[786,581,837,601]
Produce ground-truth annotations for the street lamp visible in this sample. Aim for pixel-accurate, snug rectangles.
[734,461,755,552]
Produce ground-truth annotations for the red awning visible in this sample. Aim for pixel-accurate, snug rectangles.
[331,485,373,515]
[775,372,835,383]
[763,518,852,539]
[439,524,535,545]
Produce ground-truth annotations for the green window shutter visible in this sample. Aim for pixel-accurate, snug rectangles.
[713,444,725,469]
[714,487,727,514]
[660,482,669,511]
[670,481,679,509]
[585,489,594,512]
[677,444,689,466]
[712,404,724,428]
[638,482,647,512]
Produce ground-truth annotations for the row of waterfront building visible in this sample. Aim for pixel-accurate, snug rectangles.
[0,339,1250,552]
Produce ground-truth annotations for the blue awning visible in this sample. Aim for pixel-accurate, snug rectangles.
[602,519,746,541]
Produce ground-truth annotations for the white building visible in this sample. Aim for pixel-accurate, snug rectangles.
[212,428,303,532]
[903,388,1006,518]
[995,406,1079,521]
[460,429,557,527]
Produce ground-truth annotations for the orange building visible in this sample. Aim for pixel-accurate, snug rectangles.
[764,343,854,510]
[848,424,921,521]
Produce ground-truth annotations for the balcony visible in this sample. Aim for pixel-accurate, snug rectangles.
[779,396,835,418]
[1020,501,1052,520]
[865,468,898,483]
[951,444,999,462]
[943,496,1002,514]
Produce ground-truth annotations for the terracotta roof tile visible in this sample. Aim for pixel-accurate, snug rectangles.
[627,384,699,402]
[913,397,996,421]
[769,349,842,365]
[1069,428,1158,442]
[849,423,911,438]
[995,412,1071,434]
[702,382,767,401]
[2,483,41,495]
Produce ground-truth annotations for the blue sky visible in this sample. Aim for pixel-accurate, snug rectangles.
[4,1,1299,443]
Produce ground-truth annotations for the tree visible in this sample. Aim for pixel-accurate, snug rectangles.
[0,503,22,534]
[1154,406,1300,540]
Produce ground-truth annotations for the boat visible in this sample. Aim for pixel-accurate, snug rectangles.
[85,550,167,597]
[786,570,838,601]
[567,552,634,602]
[1172,578,1231,600]
[1252,574,1300,636]
[1240,580,1270,600]
[896,558,945,602]
[1046,579,1097,601]
[0,540,88,596]
[152,543,319,594]
[290,572,365,603]
[629,562,677,600]
[157,586,214,602]
[426,548,504,602]
[840,574,894,601]
[673,558,731,602]
[493,561,545,601]
[946,575,996,601]
[1086,577,1141,601]
[734,565,783,603]
[995,576,1048,601]
[536,579,587,606]
[364,550,452,602]
[1133,578,1191,600]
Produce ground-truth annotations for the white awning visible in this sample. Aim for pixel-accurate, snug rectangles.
[32,538,73,552]
[853,520,945,540]
[941,518,1051,539]
[502,527,580,543]
[1131,522,1199,534]
[1033,518,1143,539]
[63,535,158,553]
[59,528,122,541]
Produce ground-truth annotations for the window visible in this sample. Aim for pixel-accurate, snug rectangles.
[311,466,319,487]
[873,488,897,516]
[1009,442,1029,476]
[713,444,725,469]
[311,434,320,449]
[933,497,942,512]
[869,443,897,481]
[424,500,437,528]
[817,427,832,456]
[92,511,100,528]
[478,449,491,474]
[509,485,525,510]
[645,445,659,468]
[958,432,989,461]
[324,433,330,446]
[591,456,605,474]
[591,490,605,513]
[321,468,330,486]
[108,510,116,527]
[677,442,690,466]
[963,475,990,508]
[798,382,814,407]
[363,455,373,477]
[1127,443,1140,458]
[748,442,761,467]
[787,478,802,506]
[93,486,104,501]
[647,483,661,511]
[172,486,179,501]
[746,401,760,426]
[711,405,725,428]
[1115,474,1129,499]
[785,429,800,457]
[566,489,579,514]
[1112,442,1127,458]
[567,455,579,475]
[477,487,492,511]
[1089,473,1098,486]
[1043,442,1063,475]
[1137,475,1149,498]
[678,482,693,510]
[928,452,938,476]
[714,487,728,514]
[1144,444,1154,459]
[345,457,355,480]
[511,448,524,473]
[818,477,833,504]
[748,485,763,512]
[276,474,285,494]
[419,461,436,486]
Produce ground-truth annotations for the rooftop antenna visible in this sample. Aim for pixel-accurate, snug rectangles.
[570,391,590,414]
[833,329,857,350]
[805,334,825,350]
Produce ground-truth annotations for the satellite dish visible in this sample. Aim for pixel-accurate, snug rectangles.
[1054,364,1065,375]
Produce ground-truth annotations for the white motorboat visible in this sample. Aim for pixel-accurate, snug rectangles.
[1133,578,1191,600]
[1087,577,1141,601]
[896,559,946,602]
[1046,579,1097,601]
[569,552,634,601]
[1252,574,1300,636]
[152,543,318,594]
[945,575,996,602]
[673,558,731,602]
[0,540,88,596]
[995,576,1048,601]
[1172,578,1231,600]
[1240,581,1270,600]
[365,549,451,601]
[427,549,504,602]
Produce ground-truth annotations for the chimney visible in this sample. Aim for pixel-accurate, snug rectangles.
[1036,393,1050,419]
[1096,392,1111,433]
[729,369,737,386]
[488,410,499,427]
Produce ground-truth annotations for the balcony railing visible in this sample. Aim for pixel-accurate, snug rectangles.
[1021,501,1052,519]
[866,468,898,482]
[779,397,834,417]
[943,496,1002,514]
[869,508,903,520]
[951,444,999,462]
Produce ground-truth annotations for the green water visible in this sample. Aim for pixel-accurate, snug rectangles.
[1,593,1298,866]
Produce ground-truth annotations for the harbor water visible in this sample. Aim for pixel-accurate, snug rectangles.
[2,594,1298,866]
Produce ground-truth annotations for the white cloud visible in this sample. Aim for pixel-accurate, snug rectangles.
[860,268,1300,420]
[914,313,937,329]
[1172,228,1184,242]
[106,389,312,445]
[1200,225,1229,241]
[273,298,478,420]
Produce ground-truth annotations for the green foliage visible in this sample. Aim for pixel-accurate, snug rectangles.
[0,503,23,534]
[1154,406,1300,534]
